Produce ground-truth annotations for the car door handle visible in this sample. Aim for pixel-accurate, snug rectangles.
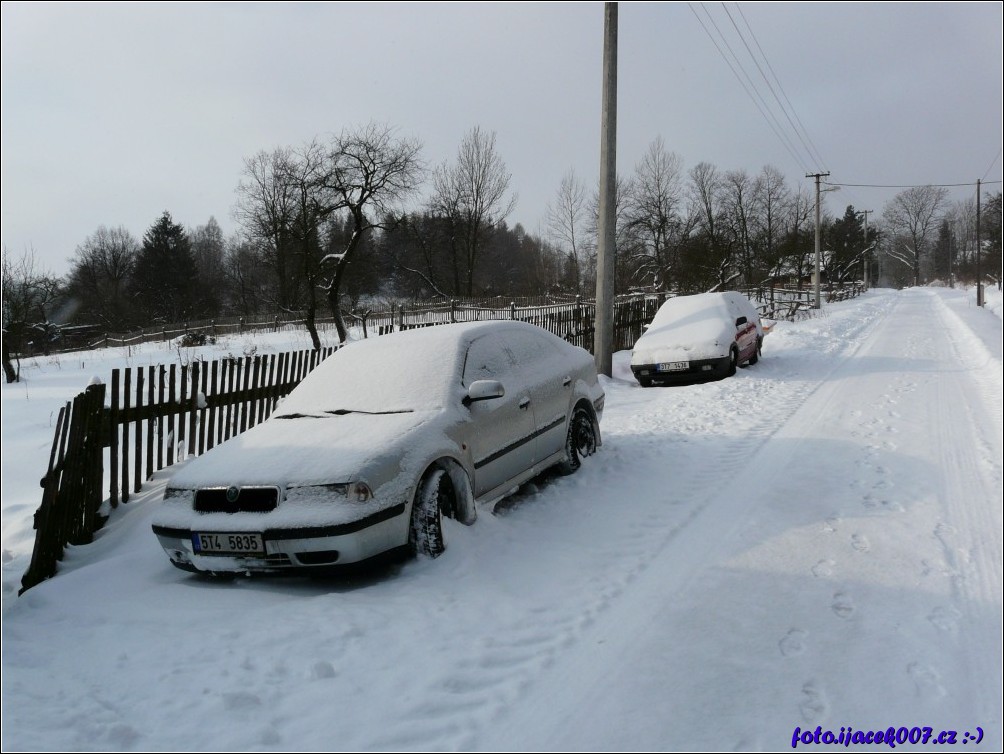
[519,397,530,410]
[562,376,572,387]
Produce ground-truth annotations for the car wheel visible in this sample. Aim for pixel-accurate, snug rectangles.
[727,347,738,376]
[638,376,653,388]
[558,405,598,474]
[749,337,761,365]
[410,468,453,558]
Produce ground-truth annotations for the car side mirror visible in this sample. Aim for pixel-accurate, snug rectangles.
[464,380,505,406]
[735,316,747,327]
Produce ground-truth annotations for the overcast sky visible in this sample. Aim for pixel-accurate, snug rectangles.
[2,1,1001,277]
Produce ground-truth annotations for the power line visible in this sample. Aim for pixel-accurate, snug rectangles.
[824,180,1002,189]
[733,3,828,171]
[983,149,1002,181]
[687,2,810,174]
[722,2,824,172]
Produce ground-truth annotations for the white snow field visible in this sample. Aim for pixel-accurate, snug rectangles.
[1,287,1001,752]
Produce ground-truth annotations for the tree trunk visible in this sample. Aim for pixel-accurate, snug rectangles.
[304,301,321,351]
[327,262,349,343]
[2,347,17,383]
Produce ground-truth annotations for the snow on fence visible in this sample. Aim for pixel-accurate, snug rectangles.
[20,346,336,594]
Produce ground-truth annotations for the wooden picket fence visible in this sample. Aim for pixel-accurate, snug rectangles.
[20,346,336,594]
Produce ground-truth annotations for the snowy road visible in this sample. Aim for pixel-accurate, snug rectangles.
[479,288,1003,750]
[2,288,1001,751]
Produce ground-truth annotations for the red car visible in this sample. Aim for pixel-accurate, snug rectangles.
[630,292,765,386]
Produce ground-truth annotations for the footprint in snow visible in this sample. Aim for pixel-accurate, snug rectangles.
[811,559,835,578]
[927,606,961,634]
[851,534,870,552]
[831,592,855,619]
[222,691,262,711]
[908,662,946,698]
[309,660,337,680]
[799,681,828,722]
[779,629,807,657]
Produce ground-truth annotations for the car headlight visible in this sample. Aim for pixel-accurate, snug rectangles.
[284,482,373,503]
[348,482,373,502]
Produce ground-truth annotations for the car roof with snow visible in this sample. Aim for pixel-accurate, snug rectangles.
[275,320,570,415]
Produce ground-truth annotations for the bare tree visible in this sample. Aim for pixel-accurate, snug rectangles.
[780,186,815,287]
[752,165,790,280]
[688,161,733,290]
[320,123,424,342]
[2,247,61,382]
[623,137,689,290]
[286,139,335,349]
[546,169,591,293]
[431,126,516,296]
[65,225,138,329]
[189,217,228,318]
[234,147,299,310]
[724,168,757,286]
[882,185,949,286]
[588,174,635,294]
[222,236,264,316]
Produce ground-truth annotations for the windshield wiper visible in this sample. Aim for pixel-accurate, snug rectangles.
[325,409,414,416]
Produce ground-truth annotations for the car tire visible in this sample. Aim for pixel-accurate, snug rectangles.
[727,347,738,376]
[558,405,598,474]
[749,337,761,365]
[410,468,451,558]
[638,376,653,388]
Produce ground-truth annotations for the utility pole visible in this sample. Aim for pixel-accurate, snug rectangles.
[807,172,830,308]
[594,2,618,375]
[976,178,983,307]
[861,209,872,289]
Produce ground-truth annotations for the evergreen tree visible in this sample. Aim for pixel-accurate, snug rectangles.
[932,219,954,282]
[131,211,200,324]
[981,192,1002,288]
[825,206,866,284]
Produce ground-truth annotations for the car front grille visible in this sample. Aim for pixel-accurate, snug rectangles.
[194,486,279,514]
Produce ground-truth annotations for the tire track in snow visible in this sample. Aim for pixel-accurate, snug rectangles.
[924,291,1003,725]
[405,293,902,751]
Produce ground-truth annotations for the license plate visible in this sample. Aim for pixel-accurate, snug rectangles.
[657,361,689,372]
[192,532,264,555]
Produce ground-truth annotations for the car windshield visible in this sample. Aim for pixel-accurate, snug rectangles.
[274,332,463,416]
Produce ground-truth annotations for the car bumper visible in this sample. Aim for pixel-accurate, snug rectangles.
[151,502,409,573]
[631,356,731,385]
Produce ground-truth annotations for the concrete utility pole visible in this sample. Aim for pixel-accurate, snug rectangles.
[977,178,984,307]
[594,2,618,376]
[861,209,872,289]
[807,172,830,309]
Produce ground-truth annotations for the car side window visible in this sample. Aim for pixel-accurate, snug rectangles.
[463,334,513,385]
[499,330,560,369]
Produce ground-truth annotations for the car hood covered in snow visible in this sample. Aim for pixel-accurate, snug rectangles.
[166,410,436,489]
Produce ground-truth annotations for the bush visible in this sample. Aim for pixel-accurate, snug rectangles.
[179,331,214,348]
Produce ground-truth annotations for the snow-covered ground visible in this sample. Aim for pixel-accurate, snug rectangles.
[2,286,1001,752]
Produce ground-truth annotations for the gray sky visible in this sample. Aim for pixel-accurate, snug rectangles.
[2,1,1001,277]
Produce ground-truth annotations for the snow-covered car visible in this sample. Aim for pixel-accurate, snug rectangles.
[630,291,765,386]
[151,321,604,574]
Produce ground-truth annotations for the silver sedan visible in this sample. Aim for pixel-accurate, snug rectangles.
[152,320,604,574]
